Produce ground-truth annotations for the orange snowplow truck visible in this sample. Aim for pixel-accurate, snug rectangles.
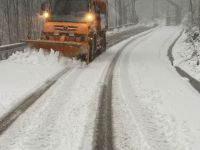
[26,0,108,64]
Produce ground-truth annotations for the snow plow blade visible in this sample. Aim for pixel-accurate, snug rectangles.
[25,40,88,58]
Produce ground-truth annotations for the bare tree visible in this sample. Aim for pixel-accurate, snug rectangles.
[189,0,194,25]
[0,0,42,45]
[198,0,200,29]
[131,0,138,23]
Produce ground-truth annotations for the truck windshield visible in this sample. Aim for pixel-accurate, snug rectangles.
[49,0,88,22]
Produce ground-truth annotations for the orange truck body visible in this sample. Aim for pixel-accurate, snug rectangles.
[26,0,108,63]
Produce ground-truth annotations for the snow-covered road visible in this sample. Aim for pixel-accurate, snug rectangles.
[0,25,151,122]
[0,27,154,150]
[0,26,200,150]
[0,34,137,150]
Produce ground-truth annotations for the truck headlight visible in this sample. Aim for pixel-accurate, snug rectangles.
[85,13,94,22]
[43,11,50,19]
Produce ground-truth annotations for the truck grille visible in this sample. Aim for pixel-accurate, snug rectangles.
[54,25,78,32]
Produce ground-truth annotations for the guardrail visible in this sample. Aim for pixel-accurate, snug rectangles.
[108,23,136,31]
[0,23,137,61]
[0,43,26,60]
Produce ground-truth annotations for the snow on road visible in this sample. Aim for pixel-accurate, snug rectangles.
[0,26,199,150]
[0,48,76,117]
[0,33,142,150]
[0,24,153,120]
[113,26,200,149]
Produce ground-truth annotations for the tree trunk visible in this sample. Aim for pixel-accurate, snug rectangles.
[198,0,200,29]
[189,0,194,25]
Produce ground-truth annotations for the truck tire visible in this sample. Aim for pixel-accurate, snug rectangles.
[89,36,96,62]
[100,31,106,52]
[102,33,106,52]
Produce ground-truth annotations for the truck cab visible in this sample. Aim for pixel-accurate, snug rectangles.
[36,0,108,63]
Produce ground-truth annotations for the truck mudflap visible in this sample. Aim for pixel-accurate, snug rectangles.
[24,40,90,63]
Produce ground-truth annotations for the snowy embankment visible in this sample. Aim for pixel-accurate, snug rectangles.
[173,32,200,82]
[113,26,200,149]
[0,48,78,117]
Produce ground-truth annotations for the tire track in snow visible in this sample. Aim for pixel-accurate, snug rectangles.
[118,27,193,150]
[93,27,158,150]
[112,31,160,150]
[0,66,76,135]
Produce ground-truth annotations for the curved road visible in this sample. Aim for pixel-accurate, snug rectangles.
[1,26,199,150]
[0,26,153,150]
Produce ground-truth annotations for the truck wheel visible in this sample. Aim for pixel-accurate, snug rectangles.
[89,36,96,62]
[101,32,106,52]
[102,33,106,52]
[80,54,87,62]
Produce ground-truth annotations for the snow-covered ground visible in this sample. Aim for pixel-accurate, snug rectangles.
[0,23,154,120]
[0,48,77,117]
[113,26,200,149]
[173,32,200,81]
[0,26,200,150]
[0,31,144,150]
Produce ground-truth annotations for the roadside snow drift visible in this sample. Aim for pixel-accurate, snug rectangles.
[0,48,76,117]
[173,32,200,81]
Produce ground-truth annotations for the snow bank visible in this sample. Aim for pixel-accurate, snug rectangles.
[0,48,79,118]
[173,32,200,80]
[8,48,78,66]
